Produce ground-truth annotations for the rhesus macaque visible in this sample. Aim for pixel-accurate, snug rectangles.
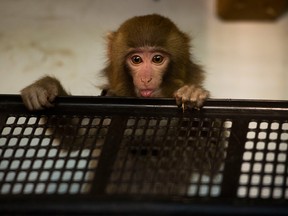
[21,14,209,111]
[20,15,218,195]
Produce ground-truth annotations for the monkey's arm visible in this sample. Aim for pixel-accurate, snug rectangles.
[174,85,209,110]
[21,76,69,111]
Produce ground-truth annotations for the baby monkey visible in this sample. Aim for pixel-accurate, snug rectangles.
[20,15,218,195]
[21,14,209,110]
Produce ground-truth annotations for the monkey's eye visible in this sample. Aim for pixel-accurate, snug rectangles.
[152,55,164,64]
[131,55,143,64]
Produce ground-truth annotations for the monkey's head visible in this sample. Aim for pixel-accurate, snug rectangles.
[105,14,199,98]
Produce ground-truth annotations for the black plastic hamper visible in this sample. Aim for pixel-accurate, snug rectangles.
[0,94,288,215]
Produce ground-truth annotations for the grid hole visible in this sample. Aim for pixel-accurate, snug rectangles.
[279,143,288,151]
[248,122,257,129]
[13,127,22,135]
[282,123,288,130]
[2,127,11,135]
[271,122,279,130]
[27,117,37,125]
[17,117,27,125]
[281,133,288,141]
[19,138,29,146]
[6,116,16,124]
[260,122,268,129]
[256,141,265,150]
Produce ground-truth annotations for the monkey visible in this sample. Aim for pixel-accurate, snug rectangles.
[20,14,224,196]
[21,14,209,111]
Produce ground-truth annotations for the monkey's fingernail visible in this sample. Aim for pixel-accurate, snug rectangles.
[182,103,186,112]
[175,97,182,106]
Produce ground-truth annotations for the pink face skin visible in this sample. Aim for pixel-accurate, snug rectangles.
[126,47,170,97]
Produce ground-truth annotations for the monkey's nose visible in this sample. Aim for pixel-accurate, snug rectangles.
[141,77,152,84]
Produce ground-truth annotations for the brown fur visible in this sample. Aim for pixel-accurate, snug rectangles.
[104,14,205,97]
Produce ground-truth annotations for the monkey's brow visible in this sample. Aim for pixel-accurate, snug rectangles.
[127,47,169,55]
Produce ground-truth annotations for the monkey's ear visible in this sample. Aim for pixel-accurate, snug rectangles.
[106,31,115,41]
[106,31,116,59]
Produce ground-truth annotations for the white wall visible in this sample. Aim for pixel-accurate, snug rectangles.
[0,0,287,99]
[204,1,288,99]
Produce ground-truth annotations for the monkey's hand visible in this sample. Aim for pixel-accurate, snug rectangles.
[21,76,67,111]
[174,85,209,111]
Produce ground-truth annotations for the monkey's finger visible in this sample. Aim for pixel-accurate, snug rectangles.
[174,93,183,106]
[21,88,32,110]
[195,90,209,108]
[21,94,34,111]
[174,86,191,106]
[21,86,37,110]
[47,92,57,105]
[31,93,46,110]
[29,93,44,110]
[37,91,54,109]
[181,102,186,112]
[175,96,182,107]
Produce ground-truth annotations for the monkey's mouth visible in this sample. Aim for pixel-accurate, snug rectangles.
[139,89,154,97]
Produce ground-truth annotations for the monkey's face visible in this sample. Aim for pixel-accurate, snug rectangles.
[126,47,170,97]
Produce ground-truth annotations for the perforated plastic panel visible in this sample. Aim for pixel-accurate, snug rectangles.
[0,95,288,215]
[238,120,288,199]
[0,114,109,195]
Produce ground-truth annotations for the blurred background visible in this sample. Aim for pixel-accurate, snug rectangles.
[0,0,287,99]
